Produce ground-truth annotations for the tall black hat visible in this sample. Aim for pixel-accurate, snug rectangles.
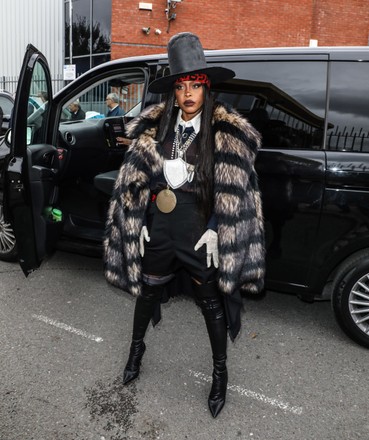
[148,32,235,93]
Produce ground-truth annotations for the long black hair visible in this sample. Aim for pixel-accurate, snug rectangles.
[157,85,215,221]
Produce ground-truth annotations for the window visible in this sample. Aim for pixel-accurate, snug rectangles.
[213,60,327,150]
[327,61,369,152]
[64,0,111,75]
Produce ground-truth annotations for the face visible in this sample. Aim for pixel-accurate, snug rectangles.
[68,103,77,113]
[174,80,205,121]
[106,97,113,108]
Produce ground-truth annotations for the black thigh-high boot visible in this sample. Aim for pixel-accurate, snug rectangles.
[123,283,163,385]
[193,281,228,418]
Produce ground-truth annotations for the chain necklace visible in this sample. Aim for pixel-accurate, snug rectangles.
[171,128,197,160]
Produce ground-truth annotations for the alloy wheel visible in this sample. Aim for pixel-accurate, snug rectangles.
[0,203,16,257]
[348,273,369,335]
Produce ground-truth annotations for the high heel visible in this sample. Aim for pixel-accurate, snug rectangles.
[208,366,228,418]
[123,340,146,385]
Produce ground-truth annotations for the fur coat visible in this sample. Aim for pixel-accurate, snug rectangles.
[104,102,265,297]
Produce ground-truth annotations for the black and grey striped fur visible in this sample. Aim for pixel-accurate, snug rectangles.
[104,102,265,296]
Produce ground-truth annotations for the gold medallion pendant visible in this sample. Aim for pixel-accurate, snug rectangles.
[156,188,177,213]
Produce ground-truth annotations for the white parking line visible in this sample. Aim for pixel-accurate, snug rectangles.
[32,314,103,343]
[189,370,303,415]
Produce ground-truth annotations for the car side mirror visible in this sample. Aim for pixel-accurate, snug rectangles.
[4,128,12,147]
[4,126,33,146]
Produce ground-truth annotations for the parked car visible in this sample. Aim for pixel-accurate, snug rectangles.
[0,90,14,137]
[0,89,44,139]
[2,44,369,348]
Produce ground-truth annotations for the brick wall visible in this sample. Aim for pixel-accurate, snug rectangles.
[111,0,369,60]
[312,0,369,46]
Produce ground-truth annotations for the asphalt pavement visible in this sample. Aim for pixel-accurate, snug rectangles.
[0,251,368,440]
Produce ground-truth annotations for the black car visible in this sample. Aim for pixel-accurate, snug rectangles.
[2,44,369,348]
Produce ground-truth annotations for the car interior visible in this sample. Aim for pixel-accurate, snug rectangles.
[25,69,150,255]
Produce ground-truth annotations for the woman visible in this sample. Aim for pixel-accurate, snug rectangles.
[104,32,265,418]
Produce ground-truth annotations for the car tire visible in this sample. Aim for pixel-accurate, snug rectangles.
[332,251,369,348]
[0,193,17,261]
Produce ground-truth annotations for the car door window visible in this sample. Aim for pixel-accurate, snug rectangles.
[27,62,50,145]
[55,69,147,180]
[61,72,145,121]
[213,60,328,150]
[327,61,369,152]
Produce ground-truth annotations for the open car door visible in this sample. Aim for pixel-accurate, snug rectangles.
[4,44,60,276]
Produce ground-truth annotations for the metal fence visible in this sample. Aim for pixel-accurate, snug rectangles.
[1,73,144,118]
[1,74,66,96]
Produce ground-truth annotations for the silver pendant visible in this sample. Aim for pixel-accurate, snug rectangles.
[164,158,188,189]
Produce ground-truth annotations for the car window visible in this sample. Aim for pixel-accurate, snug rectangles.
[327,61,369,153]
[213,60,328,150]
[61,70,146,122]
[26,62,51,145]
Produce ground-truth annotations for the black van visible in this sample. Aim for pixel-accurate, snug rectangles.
[2,45,369,347]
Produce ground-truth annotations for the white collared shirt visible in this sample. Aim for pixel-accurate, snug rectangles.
[174,110,202,134]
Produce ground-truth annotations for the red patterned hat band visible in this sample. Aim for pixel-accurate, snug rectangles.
[174,73,211,88]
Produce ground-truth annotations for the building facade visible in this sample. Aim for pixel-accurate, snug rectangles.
[111,0,369,59]
[1,0,369,93]
[0,0,64,93]
[0,0,112,93]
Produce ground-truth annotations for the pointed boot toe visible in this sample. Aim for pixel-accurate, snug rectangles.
[122,341,146,385]
[208,368,227,418]
[123,368,140,385]
[208,397,226,418]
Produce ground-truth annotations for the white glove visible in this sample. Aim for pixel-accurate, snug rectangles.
[194,229,219,268]
[139,225,150,257]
